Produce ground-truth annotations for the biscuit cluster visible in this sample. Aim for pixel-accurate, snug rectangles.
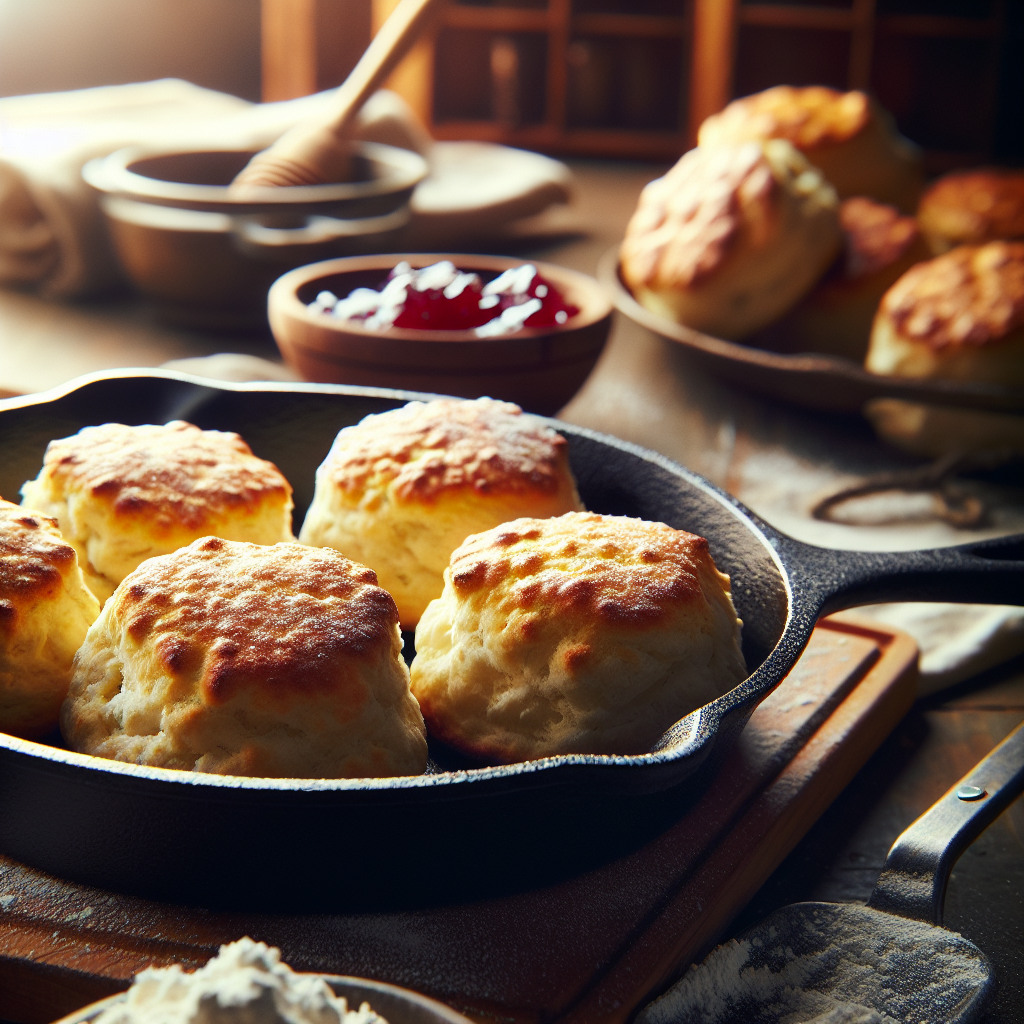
[621,83,1024,456]
[21,420,294,602]
[4,401,746,776]
[300,397,583,628]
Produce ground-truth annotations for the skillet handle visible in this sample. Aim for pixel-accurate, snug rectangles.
[785,533,1024,614]
[867,722,1024,924]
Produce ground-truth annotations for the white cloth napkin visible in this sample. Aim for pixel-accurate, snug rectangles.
[0,79,571,298]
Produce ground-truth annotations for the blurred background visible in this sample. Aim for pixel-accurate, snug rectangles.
[2,0,1020,171]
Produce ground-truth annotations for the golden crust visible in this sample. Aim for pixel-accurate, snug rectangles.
[699,86,870,150]
[114,537,397,705]
[322,398,572,505]
[877,242,1024,351]
[411,512,746,763]
[697,86,922,212]
[0,501,78,630]
[839,197,922,279]
[61,538,427,778]
[1,499,100,738]
[448,514,709,627]
[301,398,584,629]
[918,169,1024,253]
[35,421,290,533]
[621,142,777,290]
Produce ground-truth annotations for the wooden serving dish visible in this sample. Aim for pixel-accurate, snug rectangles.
[598,247,1024,416]
[268,254,613,415]
[82,144,427,328]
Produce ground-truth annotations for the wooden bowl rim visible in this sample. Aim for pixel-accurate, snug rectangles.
[269,253,613,345]
[83,142,428,210]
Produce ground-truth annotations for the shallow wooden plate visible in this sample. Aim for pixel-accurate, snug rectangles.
[598,247,1024,416]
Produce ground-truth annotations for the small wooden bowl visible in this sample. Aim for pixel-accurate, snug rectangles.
[268,254,613,415]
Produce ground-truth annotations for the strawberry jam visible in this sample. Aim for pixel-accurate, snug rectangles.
[309,261,579,337]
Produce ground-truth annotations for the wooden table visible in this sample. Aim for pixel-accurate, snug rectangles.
[0,159,1021,1023]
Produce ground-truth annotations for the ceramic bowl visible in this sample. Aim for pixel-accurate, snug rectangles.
[83,144,428,329]
[53,974,474,1024]
[268,254,613,415]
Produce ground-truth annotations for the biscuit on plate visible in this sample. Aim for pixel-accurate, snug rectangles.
[620,139,840,339]
[697,85,923,212]
[751,196,930,361]
[1,499,100,738]
[61,537,427,778]
[20,421,294,603]
[410,512,746,763]
[864,241,1024,456]
[299,397,584,630]
[918,168,1024,255]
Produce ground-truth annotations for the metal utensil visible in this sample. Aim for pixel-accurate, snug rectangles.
[637,722,1024,1024]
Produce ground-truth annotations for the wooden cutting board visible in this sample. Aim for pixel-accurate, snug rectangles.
[0,613,917,1024]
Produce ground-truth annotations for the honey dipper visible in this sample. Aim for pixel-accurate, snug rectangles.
[231,0,443,191]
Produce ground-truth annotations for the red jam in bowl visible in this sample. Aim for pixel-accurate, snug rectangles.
[309,261,579,337]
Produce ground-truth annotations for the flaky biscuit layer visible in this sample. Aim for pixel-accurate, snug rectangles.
[61,537,427,778]
[1,499,99,737]
[20,421,294,602]
[411,512,746,763]
[300,398,583,629]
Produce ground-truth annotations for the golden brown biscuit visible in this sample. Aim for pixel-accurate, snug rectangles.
[751,196,931,361]
[621,140,841,339]
[20,421,294,603]
[865,241,1024,455]
[918,168,1024,255]
[299,398,584,630]
[1,499,100,738]
[411,512,746,763]
[698,86,923,212]
[62,537,427,779]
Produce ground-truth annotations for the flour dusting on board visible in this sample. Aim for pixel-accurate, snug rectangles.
[636,903,990,1024]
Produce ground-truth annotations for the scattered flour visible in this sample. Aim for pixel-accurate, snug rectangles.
[636,904,989,1024]
[93,937,387,1024]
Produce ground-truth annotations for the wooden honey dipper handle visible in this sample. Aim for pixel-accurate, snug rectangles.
[231,0,444,190]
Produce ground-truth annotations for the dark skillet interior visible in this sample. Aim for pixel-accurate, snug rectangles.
[0,374,791,910]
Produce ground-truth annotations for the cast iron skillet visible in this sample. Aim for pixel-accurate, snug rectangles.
[0,372,1020,912]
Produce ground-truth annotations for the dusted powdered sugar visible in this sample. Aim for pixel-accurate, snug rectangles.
[93,937,387,1024]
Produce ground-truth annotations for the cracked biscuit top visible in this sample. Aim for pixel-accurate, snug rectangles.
[34,421,291,533]
[321,397,574,505]
[449,512,712,632]
[0,500,79,632]
[839,197,921,280]
[879,241,1024,350]
[115,537,397,705]
[698,86,871,151]
[919,169,1024,250]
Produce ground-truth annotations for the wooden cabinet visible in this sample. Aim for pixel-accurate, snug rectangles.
[262,0,1014,168]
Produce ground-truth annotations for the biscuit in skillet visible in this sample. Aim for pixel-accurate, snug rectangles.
[1,498,100,738]
[411,512,746,764]
[20,420,294,603]
[61,537,427,779]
